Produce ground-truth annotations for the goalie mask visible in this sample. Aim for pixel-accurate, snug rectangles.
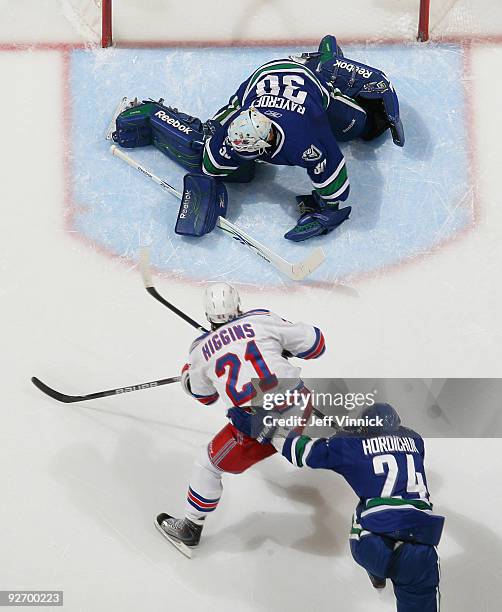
[227,108,273,156]
[204,283,242,327]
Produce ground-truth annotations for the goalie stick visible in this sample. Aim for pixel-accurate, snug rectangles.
[110,145,326,281]
[138,249,336,428]
[31,375,180,404]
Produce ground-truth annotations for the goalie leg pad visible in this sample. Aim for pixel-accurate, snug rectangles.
[112,101,157,148]
[318,56,405,147]
[326,94,368,142]
[175,173,228,237]
[150,105,205,171]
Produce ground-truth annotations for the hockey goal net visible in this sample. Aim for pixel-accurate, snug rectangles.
[61,0,432,47]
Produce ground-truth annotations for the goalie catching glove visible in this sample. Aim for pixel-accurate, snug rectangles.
[285,191,351,242]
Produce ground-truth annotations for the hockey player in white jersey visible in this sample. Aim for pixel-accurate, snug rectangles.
[155,282,325,556]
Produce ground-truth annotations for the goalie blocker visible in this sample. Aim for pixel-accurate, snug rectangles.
[112,100,254,182]
[175,173,228,237]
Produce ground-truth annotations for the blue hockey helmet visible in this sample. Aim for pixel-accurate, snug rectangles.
[360,403,401,433]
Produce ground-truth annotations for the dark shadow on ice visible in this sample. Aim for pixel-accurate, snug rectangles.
[212,471,353,558]
[423,469,502,610]
[399,101,434,162]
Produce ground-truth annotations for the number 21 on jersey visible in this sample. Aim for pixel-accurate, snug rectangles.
[215,340,277,406]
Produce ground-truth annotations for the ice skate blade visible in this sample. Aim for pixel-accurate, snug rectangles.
[105,96,132,140]
[154,519,193,559]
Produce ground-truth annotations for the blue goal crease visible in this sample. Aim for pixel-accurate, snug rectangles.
[69,44,473,285]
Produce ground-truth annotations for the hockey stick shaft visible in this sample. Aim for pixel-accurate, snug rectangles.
[111,145,182,199]
[31,375,181,404]
[139,249,209,333]
[110,145,325,280]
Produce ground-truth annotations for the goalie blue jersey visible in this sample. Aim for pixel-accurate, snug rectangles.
[202,59,350,204]
[282,428,445,546]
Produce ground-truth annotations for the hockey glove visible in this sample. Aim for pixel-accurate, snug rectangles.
[175,173,228,237]
[181,363,192,396]
[285,193,351,242]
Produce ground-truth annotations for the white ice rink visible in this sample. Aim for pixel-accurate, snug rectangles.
[2,2,502,611]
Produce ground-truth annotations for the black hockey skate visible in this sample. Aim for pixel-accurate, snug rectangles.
[155,513,203,558]
[368,572,386,590]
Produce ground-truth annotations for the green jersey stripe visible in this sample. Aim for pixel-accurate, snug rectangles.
[315,167,348,197]
[366,497,433,511]
[294,435,311,467]
[213,96,241,124]
[202,150,235,176]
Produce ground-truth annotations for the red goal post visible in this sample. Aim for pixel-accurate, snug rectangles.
[99,0,431,47]
[102,0,112,47]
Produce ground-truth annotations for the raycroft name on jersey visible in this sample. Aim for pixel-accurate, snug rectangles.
[252,96,306,115]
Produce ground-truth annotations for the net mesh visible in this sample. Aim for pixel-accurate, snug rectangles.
[60,0,102,44]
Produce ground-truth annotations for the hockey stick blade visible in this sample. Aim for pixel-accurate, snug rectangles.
[216,217,326,281]
[139,248,208,332]
[290,247,326,280]
[139,247,154,289]
[31,375,181,404]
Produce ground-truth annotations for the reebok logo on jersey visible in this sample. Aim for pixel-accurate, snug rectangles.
[264,110,282,118]
[302,145,322,162]
[154,111,192,134]
[313,159,327,174]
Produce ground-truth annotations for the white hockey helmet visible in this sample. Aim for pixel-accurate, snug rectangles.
[227,108,273,155]
[204,282,241,326]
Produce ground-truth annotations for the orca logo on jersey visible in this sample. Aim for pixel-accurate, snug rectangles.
[155,110,193,134]
[302,145,322,162]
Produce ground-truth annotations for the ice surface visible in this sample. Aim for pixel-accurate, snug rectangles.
[2,4,502,612]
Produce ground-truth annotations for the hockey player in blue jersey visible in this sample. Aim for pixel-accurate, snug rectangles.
[229,402,443,611]
[279,403,443,611]
[113,35,404,242]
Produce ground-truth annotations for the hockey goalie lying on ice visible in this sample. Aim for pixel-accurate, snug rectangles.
[111,35,404,242]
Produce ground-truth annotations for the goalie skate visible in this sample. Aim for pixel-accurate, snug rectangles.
[154,513,203,559]
[105,97,139,140]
